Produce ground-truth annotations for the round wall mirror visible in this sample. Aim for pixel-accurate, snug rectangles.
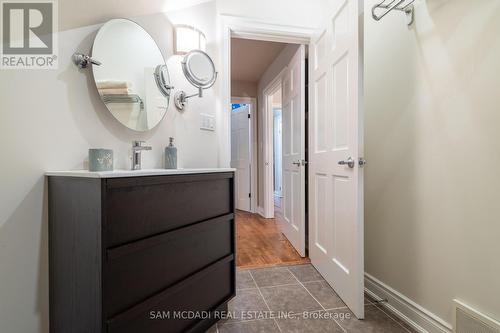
[175,50,217,110]
[182,50,217,88]
[92,19,172,131]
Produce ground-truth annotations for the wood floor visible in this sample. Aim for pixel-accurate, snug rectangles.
[235,208,310,269]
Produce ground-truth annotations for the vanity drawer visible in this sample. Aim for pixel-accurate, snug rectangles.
[104,214,234,317]
[106,257,234,333]
[104,173,233,247]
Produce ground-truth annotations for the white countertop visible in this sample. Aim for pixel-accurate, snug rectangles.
[45,168,236,178]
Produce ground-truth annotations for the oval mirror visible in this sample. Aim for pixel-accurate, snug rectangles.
[92,19,172,131]
[182,50,217,89]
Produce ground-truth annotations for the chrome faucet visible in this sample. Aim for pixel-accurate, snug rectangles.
[131,140,152,170]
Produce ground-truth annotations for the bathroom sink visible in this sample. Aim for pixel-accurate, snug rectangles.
[45,168,236,178]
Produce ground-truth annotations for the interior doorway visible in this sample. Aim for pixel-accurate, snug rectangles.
[230,37,309,268]
[263,45,307,257]
[224,5,365,318]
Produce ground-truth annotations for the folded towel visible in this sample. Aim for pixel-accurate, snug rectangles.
[96,80,131,89]
[98,88,132,95]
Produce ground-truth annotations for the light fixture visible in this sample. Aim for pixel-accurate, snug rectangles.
[174,25,206,55]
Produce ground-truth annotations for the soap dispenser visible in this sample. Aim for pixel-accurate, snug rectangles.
[164,137,177,169]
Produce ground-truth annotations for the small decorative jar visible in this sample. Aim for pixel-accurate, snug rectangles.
[89,149,114,171]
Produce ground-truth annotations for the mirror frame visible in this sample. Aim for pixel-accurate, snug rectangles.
[154,64,174,99]
[181,50,217,89]
[91,18,171,132]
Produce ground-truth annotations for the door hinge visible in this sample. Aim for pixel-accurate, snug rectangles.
[248,114,251,119]
[248,193,251,198]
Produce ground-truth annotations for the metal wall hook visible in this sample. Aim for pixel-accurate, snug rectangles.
[72,53,102,69]
[372,0,415,26]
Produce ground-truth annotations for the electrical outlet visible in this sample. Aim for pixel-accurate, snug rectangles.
[200,113,215,131]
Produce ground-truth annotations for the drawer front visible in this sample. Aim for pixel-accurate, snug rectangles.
[106,257,235,333]
[104,215,234,317]
[104,173,234,247]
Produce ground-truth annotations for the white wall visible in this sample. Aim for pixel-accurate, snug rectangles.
[364,0,500,326]
[0,3,219,332]
[256,44,300,208]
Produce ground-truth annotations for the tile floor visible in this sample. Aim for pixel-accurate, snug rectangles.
[206,264,416,333]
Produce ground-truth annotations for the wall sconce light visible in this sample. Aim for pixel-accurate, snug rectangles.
[174,25,206,55]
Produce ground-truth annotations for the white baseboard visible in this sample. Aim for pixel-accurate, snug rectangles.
[365,273,453,333]
[257,206,266,218]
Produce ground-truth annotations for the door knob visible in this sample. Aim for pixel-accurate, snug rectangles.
[292,160,301,166]
[338,157,355,168]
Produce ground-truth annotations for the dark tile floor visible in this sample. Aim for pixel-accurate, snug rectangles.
[206,264,416,333]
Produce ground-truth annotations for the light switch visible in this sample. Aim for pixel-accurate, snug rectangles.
[200,113,215,131]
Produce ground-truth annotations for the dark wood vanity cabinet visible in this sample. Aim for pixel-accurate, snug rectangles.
[48,172,235,333]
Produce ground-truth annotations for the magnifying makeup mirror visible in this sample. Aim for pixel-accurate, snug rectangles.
[174,50,217,110]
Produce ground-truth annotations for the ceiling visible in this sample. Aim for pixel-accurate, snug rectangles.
[231,38,287,83]
[58,0,212,31]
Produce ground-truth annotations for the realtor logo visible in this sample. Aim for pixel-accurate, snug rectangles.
[1,1,58,69]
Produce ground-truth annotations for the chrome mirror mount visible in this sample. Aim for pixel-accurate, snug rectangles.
[72,53,102,69]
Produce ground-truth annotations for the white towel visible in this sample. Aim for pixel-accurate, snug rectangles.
[96,81,131,89]
[98,88,132,95]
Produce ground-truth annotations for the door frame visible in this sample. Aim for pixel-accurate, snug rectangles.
[231,96,258,213]
[273,108,283,198]
[218,14,314,168]
[219,15,314,219]
[261,72,284,218]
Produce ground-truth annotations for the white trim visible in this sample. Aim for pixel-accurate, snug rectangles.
[365,273,453,333]
[231,96,258,213]
[261,71,285,219]
[257,206,266,218]
[453,299,500,332]
[217,14,314,169]
[220,14,314,44]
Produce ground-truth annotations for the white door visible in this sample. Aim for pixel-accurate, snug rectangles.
[309,0,364,319]
[231,104,251,212]
[280,45,306,257]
